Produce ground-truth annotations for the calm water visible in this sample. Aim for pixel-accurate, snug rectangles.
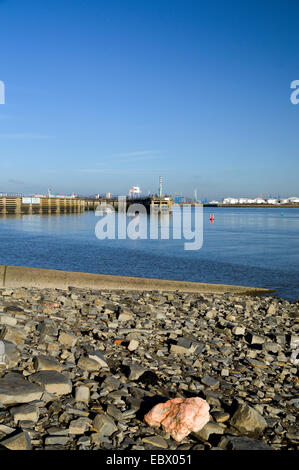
[0,207,298,300]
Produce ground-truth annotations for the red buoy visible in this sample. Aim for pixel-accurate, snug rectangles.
[210,214,214,223]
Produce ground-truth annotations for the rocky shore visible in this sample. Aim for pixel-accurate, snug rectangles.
[0,286,298,451]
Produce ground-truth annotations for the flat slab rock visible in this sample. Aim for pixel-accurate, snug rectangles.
[0,372,43,406]
[28,370,72,396]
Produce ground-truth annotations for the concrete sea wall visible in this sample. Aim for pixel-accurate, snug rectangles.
[0,264,274,295]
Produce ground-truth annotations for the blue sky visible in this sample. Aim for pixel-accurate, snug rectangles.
[0,0,298,199]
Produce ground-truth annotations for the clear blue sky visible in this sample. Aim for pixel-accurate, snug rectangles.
[0,0,298,199]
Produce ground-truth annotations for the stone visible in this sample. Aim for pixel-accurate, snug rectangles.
[142,435,168,449]
[206,310,217,319]
[212,411,230,423]
[230,403,268,435]
[77,355,100,372]
[28,370,72,396]
[75,385,90,404]
[0,326,27,345]
[232,326,246,336]
[170,338,204,355]
[118,312,134,321]
[0,372,43,405]
[34,355,62,372]
[226,436,272,450]
[267,304,277,315]
[44,436,70,446]
[0,315,17,326]
[88,351,109,368]
[93,413,117,437]
[128,339,139,351]
[247,333,265,345]
[128,364,146,380]
[193,421,224,441]
[58,331,78,348]
[0,431,31,450]
[144,397,210,442]
[69,417,91,435]
[10,403,39,424]
[201,375,219,389]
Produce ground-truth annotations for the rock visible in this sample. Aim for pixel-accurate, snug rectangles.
[0,315,17,326]
[212,411,230,423]
[0,340,5,365]
[3,305,23,314]
[10,403,39,424]
[201,375,219,389]
[0,326,26,345]
[128,364,146,381]
[232,326,246,336]
[247,333,265,345]
[267,304,276,315]
[144,397,210,442]
[118,312,134,322]
[34,355,62,372]
[77,355,100,372]
[69,417,91,435]
[58,331,78,348]
[206,310,217,319]
[0,431,31,450]
[75,385,90,404]
[44,436,70,446]
[230,402,268,435]
[87,351,109,368]
[142,435,168,449]
[170,338,204,355]
[193,421,224,441]
[28,370,72,396]
[128,340,139,351]
[290,334,299,349]
[0,372,43,405]
[93,413,117,437]
[226,436,272,450]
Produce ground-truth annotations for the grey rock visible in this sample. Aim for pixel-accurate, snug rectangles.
[28,370,72,396]
[93,413,117,437]
[0,430,31,450]
[0,372,43,405]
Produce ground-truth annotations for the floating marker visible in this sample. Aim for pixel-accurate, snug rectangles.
[210,214,215,223]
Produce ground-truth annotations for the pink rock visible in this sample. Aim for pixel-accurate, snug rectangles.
[144,397,210,442]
